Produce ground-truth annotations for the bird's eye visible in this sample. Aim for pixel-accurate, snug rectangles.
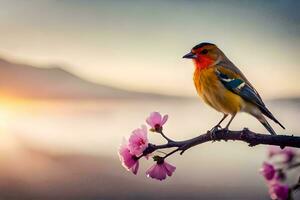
[201,49,208,54]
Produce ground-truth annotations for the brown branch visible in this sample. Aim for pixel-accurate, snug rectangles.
[143,128,300,157]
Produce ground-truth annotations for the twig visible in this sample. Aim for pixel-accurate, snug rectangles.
[157,130,174,143]
[288,162,300,170]
[143,128,300,157]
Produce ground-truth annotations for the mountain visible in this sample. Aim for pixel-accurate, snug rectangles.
[0,58,177,100]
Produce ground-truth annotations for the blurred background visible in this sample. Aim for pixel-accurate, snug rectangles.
[0,0,299,199]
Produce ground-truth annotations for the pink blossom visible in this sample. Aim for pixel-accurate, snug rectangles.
[282,148,296,163]
[260,162,276,181]
[146,160,176,181]
[118,141,139,174]
[146,112,168,131]
[268,146,296,163]
[268,146,281,158]
[128,125,149,156]
[268,181,289,200]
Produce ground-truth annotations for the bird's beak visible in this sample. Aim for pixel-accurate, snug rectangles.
[182,52,197,59]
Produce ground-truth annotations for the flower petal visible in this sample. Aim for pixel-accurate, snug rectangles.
[146,112,162,128]
[146,163,167,181]
[128,125,149,156]
[161,115,168,126]
[269,181,289,200]
[163,161,176,176]
[151,112,162,124]
[155,165,167,181]
[119,148,135,169]
[131,161,139,175]
[260,162,275,181]
[118,140,139,173]
[282,148,296,163]
[268,146,281,158]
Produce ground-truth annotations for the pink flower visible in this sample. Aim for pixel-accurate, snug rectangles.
[118,141,139,174]
[282,148,296,163]
[146,112,168,132]
[260,162,276,181]
[268,146,296,163]
[268,146,281,158]
[146,160,176,181]
[128,125,148,156]
[268,181,289,200]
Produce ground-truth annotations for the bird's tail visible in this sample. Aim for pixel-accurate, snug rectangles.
[258,115,276,135]
[258,105,285,130]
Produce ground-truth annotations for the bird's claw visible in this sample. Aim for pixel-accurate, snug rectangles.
[209,126,231,142]
[223,127,230,134]
[209,125,222,141]
[222,128,229,141]
[209,124,222,132]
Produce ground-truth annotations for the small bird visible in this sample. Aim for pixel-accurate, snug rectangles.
[183,42,285,135]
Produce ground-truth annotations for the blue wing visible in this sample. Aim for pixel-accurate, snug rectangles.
[215,68,265,106]
[215,68,285,129]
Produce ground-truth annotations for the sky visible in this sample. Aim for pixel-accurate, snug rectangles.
[0,0,299,98]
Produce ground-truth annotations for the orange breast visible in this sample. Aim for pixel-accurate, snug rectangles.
[193,67,244,114]
[193,68,202,95]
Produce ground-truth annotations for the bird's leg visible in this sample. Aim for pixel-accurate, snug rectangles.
[213,113,236,142]
[209,114,228,140]
[210,114,228,131]
[217,113,228,128]
[223,113,236,134]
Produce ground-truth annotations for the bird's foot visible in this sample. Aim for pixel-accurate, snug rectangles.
[209,125,222,141]
[222,128,230,141]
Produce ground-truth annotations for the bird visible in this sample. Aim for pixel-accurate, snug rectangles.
[182,42,285,135]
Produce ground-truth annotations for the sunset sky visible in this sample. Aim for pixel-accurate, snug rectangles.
[0,0,299,98]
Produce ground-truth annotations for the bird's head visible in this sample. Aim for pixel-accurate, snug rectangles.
[183,42,224,70]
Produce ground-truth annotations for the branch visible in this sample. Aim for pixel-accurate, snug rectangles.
[144,128,300,156]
